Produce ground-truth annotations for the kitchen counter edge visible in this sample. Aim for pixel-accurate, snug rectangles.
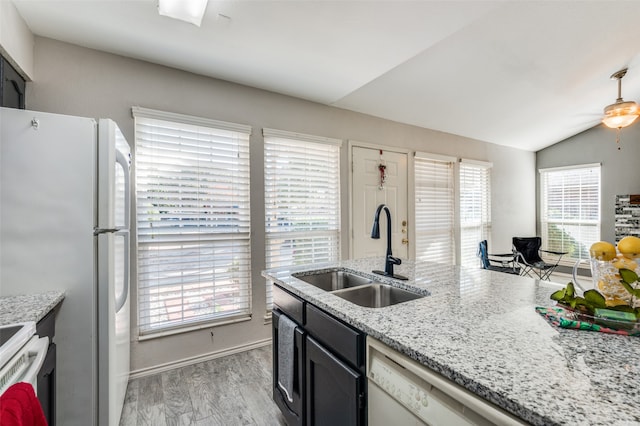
[0,291,65,325]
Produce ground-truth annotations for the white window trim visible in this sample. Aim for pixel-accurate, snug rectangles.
[460,158,493,168]
[415,151,457,162]
[263,127,342,147]
[538,163,601,173]
[132,106,252,134]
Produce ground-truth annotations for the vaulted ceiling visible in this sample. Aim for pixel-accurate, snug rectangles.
[13,0,640,151]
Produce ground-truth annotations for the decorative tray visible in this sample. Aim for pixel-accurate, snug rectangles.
[536,305,640,337]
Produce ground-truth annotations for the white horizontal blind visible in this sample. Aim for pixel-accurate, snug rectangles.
[540,164,600,263]
[264,130,341,311]
[134,108,251,334]
[414,155,455,264]
[459,161,491,267]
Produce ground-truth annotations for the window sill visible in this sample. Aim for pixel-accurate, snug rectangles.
[138,314,252,341]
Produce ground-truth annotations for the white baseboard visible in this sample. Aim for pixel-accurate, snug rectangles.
[128,337,273,379]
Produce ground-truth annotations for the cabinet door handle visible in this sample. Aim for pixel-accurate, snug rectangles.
[358,392,366,409]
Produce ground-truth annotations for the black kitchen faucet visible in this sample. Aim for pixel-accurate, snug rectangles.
[371,204,408,280]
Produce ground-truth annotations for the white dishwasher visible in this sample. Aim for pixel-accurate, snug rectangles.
[366,337,527,426]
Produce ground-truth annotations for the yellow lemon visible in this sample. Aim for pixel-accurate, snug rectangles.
[612,257,638,270]
[589,241,617,261]
[617,236,640,259]
[598,279,619,289]
[605,297,629,307]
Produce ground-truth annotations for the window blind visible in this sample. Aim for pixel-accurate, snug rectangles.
[540,164,600,263]
[264,129,341,311]
[459,160,491,267]
[133,107,251,335]
[414,154,455,264]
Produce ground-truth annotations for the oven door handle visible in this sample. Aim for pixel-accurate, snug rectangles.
[21,336,49,389]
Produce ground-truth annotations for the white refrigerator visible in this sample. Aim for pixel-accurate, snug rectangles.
[0,107,131,426]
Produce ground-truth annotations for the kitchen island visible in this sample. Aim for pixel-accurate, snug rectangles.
[263,258,640,426]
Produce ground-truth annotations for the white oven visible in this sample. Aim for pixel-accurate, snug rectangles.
[0,322,49,395]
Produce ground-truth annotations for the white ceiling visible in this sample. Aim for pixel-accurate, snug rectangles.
[12,0,640,151]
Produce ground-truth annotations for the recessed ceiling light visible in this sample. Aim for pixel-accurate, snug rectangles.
[158,0,209,27]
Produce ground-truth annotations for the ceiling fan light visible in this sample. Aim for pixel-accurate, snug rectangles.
[158,0,208,27]
[602,100,640,128]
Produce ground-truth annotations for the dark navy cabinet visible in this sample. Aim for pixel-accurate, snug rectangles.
[0,56,26,109]
[272,284,366,426]
[36,304,60,426]
[306,336,365,426]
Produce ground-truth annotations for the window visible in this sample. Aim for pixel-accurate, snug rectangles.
[264,129,341,311]
[459,160,491,267]
[133,107,251,335]
[540,164,601,263]
[414,153,455,264]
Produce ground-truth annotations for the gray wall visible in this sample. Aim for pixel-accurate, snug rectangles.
[27,36,535,372]
[536,123,640,246]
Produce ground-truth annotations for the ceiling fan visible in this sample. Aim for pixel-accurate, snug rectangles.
[602,68,640,130]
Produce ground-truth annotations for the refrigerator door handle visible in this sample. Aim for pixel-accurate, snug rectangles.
[114,281,128,314]
[114,232,130,314]
[115,149,131,229]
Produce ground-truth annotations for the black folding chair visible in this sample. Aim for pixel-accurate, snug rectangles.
[512,237,567,280]
[477,240,520,275]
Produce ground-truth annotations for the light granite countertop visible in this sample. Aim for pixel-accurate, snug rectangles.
[0,291,65,325]
[263,257,640,426]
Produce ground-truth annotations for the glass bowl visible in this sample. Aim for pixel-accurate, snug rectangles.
[590,255,640,307]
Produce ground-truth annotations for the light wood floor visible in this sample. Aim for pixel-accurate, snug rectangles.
[119,345,287,426]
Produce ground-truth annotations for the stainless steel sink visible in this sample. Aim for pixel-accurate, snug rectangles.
[331,283,424,308]
[293,269,424,308]
[293,269,373,291]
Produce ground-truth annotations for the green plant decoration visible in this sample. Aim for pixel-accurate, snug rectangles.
[550,272,640,320]
[618,268,640,301]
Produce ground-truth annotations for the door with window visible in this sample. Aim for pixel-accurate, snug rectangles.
[351,146,408,259]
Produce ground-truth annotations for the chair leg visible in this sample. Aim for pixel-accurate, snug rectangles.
[521,266,548,280]
[540,268,554,281]
[520,265,533,277]
[530,268,542,279]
